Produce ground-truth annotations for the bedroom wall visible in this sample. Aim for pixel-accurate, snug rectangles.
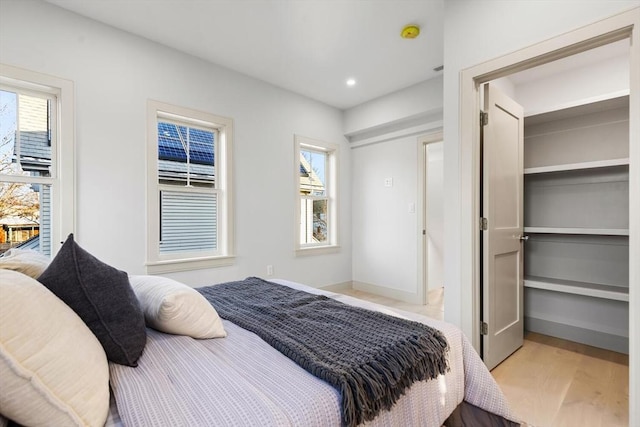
[442,0,638,339]
[345,75,443,301]
[0,0,352,288]
[351,134,420,300]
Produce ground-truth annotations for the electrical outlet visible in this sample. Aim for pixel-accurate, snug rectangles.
[267,265,274,276]
[384,177,393,187]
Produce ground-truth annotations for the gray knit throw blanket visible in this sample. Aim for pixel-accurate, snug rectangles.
[198,277,450,427]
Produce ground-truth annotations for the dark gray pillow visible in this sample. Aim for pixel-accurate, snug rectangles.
[38,234,146,366]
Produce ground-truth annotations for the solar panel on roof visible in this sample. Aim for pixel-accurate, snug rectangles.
[158,122,214,165]
[158,135,187,162]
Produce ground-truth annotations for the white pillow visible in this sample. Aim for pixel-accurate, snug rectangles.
[0,270,110,427]
[129,275,227,339]
[0,248,50,278]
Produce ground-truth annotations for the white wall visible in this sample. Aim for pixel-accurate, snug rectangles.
[442,0,639,339]
[346,73,443,301]
[0,0,352,288]
[350,133,444,301]
[351,134,421,299]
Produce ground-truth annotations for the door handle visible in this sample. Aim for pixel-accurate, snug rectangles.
[519,235,529,242]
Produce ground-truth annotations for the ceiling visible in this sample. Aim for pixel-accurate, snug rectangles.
[43,0,444,110]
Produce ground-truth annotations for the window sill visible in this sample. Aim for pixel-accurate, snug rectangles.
[146,255,235,274]
[295,245,341,257]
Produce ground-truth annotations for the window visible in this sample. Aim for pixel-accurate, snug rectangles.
[295,135,338,254]
[146,101,233,273]
[0,64,74,256]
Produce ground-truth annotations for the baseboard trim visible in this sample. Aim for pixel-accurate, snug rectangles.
[525,316,628,354]
[352,281,419,304]
[320,281,353,293]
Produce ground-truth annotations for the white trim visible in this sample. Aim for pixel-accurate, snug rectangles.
[146,255,235,274]
[349,120,443,149]
[417,132,443,306]
[146,100,234,273]
[0,174,55,185]
[319,281,352,292]
[352,281,419,304]
[295,245,341,257]
[459,8,639,422]
[0,63,75,255]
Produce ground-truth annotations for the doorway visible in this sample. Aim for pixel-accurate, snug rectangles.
[460,8,638,406]
[480,39,632,368]
[418,134,444,306]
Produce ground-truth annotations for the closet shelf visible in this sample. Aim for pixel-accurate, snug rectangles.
[524,158,629,175]
[524,91,629,123]
[524,276,628,302]
[524,227,629,236]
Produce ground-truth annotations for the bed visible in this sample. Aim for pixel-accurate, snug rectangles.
[0,239,521,427]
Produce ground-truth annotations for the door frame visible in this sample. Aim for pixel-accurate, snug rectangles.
[460,6,639,417]
[417,132,443,306]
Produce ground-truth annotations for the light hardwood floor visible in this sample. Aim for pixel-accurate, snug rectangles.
[332,287,629,427]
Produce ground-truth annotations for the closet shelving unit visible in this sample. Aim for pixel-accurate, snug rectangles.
[522,93,629,353]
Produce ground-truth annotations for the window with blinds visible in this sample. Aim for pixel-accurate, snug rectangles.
[147,101,233,273]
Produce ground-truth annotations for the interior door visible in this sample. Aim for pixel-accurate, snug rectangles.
[481,83,524,370]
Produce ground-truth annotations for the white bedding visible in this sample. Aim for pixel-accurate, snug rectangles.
[107,279,518,426]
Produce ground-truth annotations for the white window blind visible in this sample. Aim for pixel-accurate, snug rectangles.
[159,190,217,253]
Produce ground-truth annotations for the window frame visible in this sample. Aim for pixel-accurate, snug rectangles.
[0,63,75,256]
[294,134,339,256]
[146,100,234,273]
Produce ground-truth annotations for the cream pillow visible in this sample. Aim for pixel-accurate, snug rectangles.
[129,275,227,339]
[0,270,110,427]
[0,248,50,278]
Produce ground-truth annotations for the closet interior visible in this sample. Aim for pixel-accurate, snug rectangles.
[523,94,629,353]
[502,39,631,354]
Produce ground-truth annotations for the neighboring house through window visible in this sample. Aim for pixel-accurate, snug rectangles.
[295,134,338,255]
[146,100,234,273]
[0,64,74,256]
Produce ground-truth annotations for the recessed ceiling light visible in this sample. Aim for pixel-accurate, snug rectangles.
[346,78,356,87]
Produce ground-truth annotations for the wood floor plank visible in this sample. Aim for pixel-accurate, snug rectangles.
[492,338,578,426]
[601,360,629,427]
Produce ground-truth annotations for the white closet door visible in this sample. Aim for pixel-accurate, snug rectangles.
[482,83,524,370]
